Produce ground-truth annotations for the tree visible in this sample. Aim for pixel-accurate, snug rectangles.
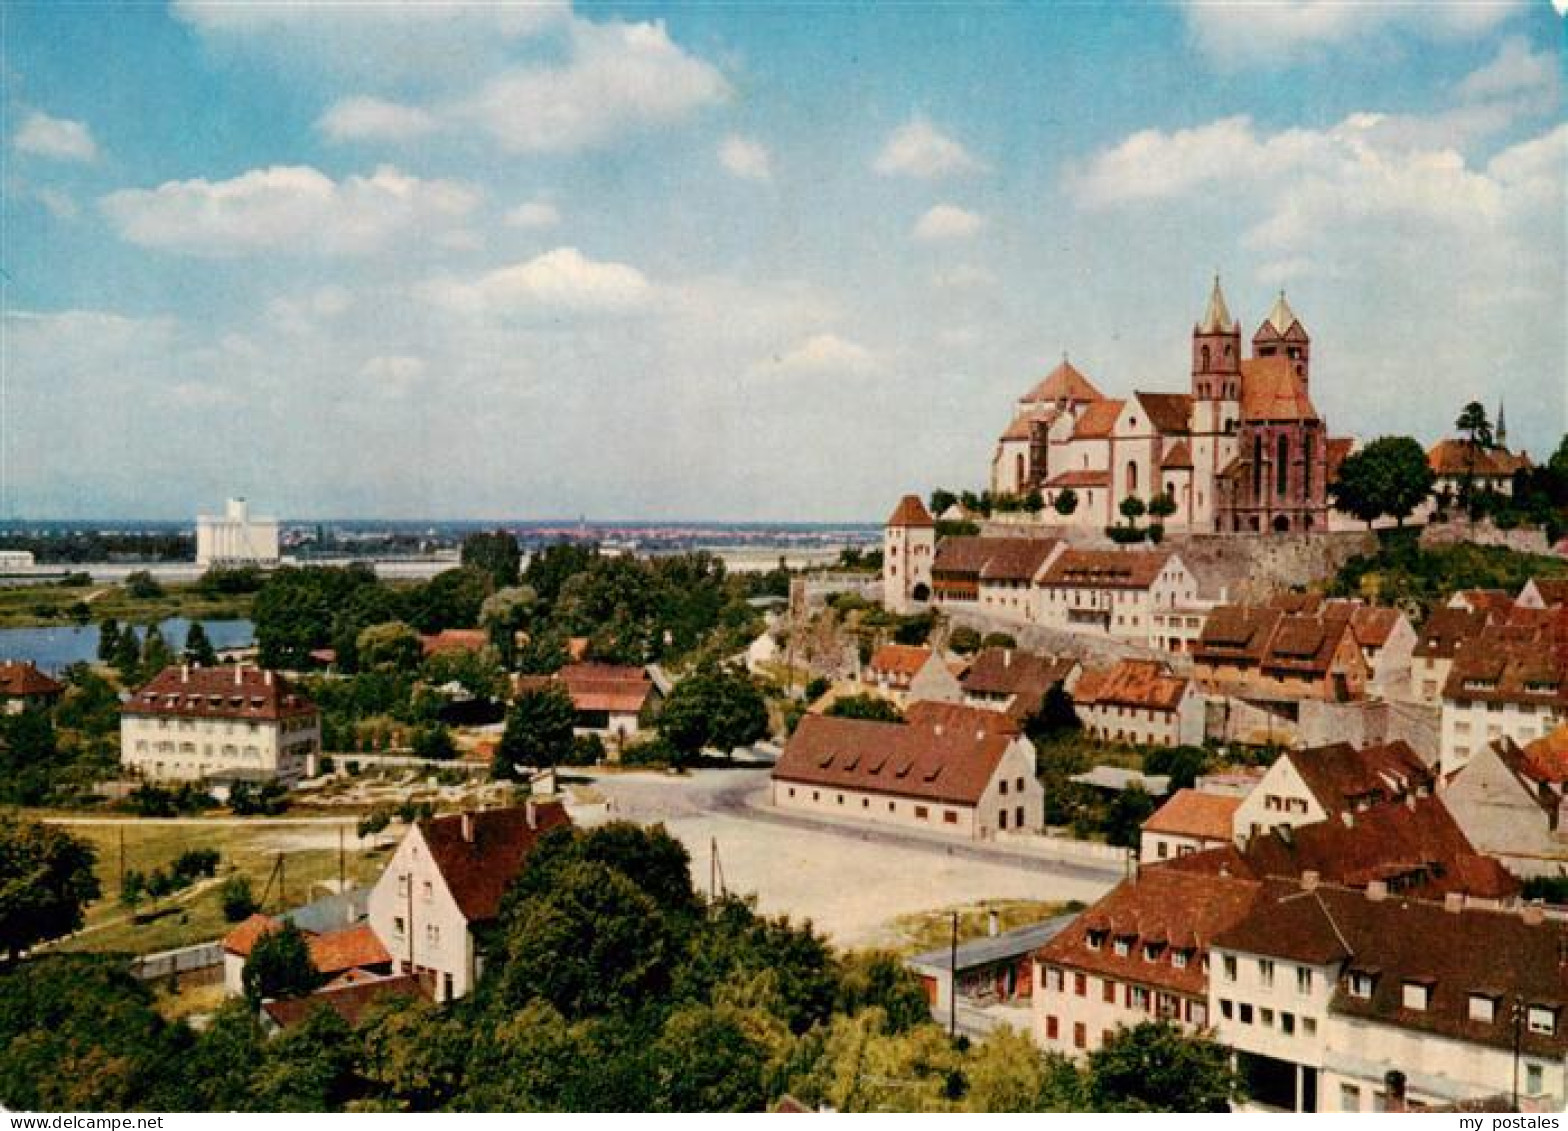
[184,621,218,667]
[460,530,522,590]
[1118,495,1146,527]
[1456,400,1493,449]
[97,618,121,662]
[1330,436,1435,527]
[404,567,493,634]
[355,993,470,1111]
[1143,745,1210,792]
[653,1003,771,1112]
[657,664,769,759]
[1087,1021,1239,1112]
[948,626,982,655]
[356,621,423,674]
[1054,488,1079,516]
[965,1026,1088,1112]
[1023,682,1080,743]
[825,694,903,723]
[496,684,577,778]
[833,950,931,1033]
[123,570,164,599]
[139,624,175,679]
[1104,785,1156,849]
[479,585,537,664]
[112,624,143,677]
[1147,492,1177,522]
[220,874,258,922]
[929,488,958,517]
[409,724,457,761]
[242,920,323,1005]
[0,817,100,960]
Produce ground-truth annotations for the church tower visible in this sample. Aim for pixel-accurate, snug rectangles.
[883,495,934,614]
[1192,275,1242,401]
[1252,291,1310,387]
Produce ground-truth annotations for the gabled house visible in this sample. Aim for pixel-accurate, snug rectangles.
[222,914,391,998]
[1035,550,1198,644]
[1140,789,1242,862]
[1230,741,1433,846]
[1444,728,1568,878]
[0,660,64,714]
[771,707,1041,839]
[1072,659,1205,748]
[862,644,962,705]
[366,800,572,1001]
[1412,606,1493,705]
[927,535,1065,623]
[959,647,1080,722]
[1439,640,1568,775]
[1518,578,1568,611]
[1193,603,1370,702]
[515,663,662,740]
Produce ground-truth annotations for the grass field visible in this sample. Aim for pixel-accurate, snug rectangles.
[0,580,253,629]
[881,898,1079,955]
[39,817,389,956]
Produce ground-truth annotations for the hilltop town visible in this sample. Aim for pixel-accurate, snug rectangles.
[2,275,1565,1113]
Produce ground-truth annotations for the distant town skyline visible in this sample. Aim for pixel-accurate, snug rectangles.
[2,1,1563,521]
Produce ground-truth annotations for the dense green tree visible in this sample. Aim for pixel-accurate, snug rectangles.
[460,530,522,589]
[254,565,383,669]
[494,859,674,1018]
[1023,683,1081,745]
[123,570,164,599]
[1087,1021,1239,1112]
[825,694,903,723]
[139,624,176,679]
[0,708,72,805]
[1147,492,1177,522]
[657,664,769,758]
[507,822,699,923]
[356,994,470,1111]
[1118,496,1146,527]
[1330,436,1435,527]
[1104,785,1156,849]
[221,874,258,922]
[405,567,493,634]
[1054,487,1079,516]
[1143,745,1211,792]
[653,1002,772,1112]
[409,724,457,761]
[184,621,218,667]
[247,1005,362,1111]
[929,488,958,516]
[1455,400,1494,449]
[0,817,99,959]
[894,610,938,645]
[832,950,931,1033]
[965,1026,1088,1112]
[947,625,982,655]
[496,684,577,778]
[420,646,506,701]
[97,617,121,662]
[356,621,424,674]
[242,920,323,1005]
[980,632,1017,650]
[112,623,143,677]
[479,584,537,664]
[181,997,265,1110]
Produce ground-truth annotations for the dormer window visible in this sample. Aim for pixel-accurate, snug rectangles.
[1172,951,1188,970]
[1528,1006,1558,1036]
[1469,993,1498,1024]
[1349,971,1375,999]
[1113,937,1131,958]
[1142,942,1162,963]
[1086,929,1107,951]
[1402,980,1433,1012]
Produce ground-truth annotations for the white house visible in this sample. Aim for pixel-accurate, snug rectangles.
[1439,641,1568,777]
[883,495,936,613]
[1035,550,1199,645]
[120,664,320,785]
[771,707,1041,839]
[1072,659,1205,748]
[1229,742,1432,847]
[1443,730,1568,879]
[366,801,571,1001]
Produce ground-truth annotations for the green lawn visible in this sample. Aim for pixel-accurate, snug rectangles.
[40,817,388,956]
[0,580,253,629]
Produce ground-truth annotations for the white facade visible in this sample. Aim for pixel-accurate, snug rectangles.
[771,736,1042,839]
[1036,554,1199,645]
[1077,682,1205,748]
[120,696,319,784]
[196,497,280,567]
[1209,945,1338,1112]
[1230,756,1329,844]
[367,822,477,1002]
[1033,961,1207,1058]
[1440,693,1564,777]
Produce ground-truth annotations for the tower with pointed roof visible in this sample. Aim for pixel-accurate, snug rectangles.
[1192,275,1242,402]
[1252,290,1311,389]
[883,495,935,613]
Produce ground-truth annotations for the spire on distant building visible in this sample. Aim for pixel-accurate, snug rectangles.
[1264,290,1300,335]
[1197,274,1237,335]
[1497,398,1507,448]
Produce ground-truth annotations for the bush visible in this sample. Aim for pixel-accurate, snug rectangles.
[621,734,682,770]
[980,632,1017,650]
[220,874,257,922]
[1105,525,1145,545]
[357,808,393,840]
[171,848,220,884]
[825,694,903,723]
[1146,523,1165,544]
[803,676,831,702]
[123,571,164,599]
[409,724,457,761]
[948,626,982,655]
[229,780,288,817]
[569,733,607,766]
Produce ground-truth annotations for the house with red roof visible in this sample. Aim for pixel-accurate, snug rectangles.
[860,643,961,706]
[883,494,935,615]
[1231,741,1433,847]
[1072,659,1204,747]
[771,708,1041,839]
[1035,549,1199,645]
[514,662,662,741]
[0,660,64,714]
[1140,788,1242,862]
[366,800,571,1001]
[221,914,392,998]
[120,664,320,786]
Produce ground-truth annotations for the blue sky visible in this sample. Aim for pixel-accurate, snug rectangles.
[2,0,1563,521]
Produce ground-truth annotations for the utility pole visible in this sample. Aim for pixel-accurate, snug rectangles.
[1512,994,1524,1111]
[118,827,125,890]
[338,825,346,891]
[948,911,959,1039]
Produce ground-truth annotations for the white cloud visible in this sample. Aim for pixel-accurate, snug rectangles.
[760,332,880,377]
[101,165,479,257]
[13,111,98,162]
[359,354,427,396]
[31,187,79,220]
[913,203,985,241]
[719,134,772,181]
[426,247,653,314]
[462,19,729,153]
[505,199,561,229]
[930,264,997,290]
[874,116,983,178]
[1180,0,1522,65]
[1457,35,1557,101]
[318,96,436,142]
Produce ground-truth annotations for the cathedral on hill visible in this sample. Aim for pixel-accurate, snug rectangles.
[990,279,1350,535]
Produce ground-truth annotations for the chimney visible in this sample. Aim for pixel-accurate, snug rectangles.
[1301,869,1319,892]
[1366,880,1388,902]
[988,909,999,937]
[1384,1070,1407,1114]
[235,665,243,686]
[1004,650,1013,668]
[460,811,475,844]
[265,670,273,687]
[181,664,189,682]
[1522,903,1546,926]
[525,796,539,829]
[1444,891,1465,914]
[1341,810,1355,828]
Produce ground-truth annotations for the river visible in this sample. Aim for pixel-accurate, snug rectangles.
[0,618,256,673]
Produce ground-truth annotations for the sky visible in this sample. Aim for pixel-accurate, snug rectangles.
[1,0,1563,522]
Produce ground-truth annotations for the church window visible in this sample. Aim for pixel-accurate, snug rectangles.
[1277,434,1290,497]
[1016,453,1026,487]
[1252,436,1264,499]
[1126,461,1138,494]
[1201,345,1210,371]
[1302,435,1314,497]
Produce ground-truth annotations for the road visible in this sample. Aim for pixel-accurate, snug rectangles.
[577,767,1119,948]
